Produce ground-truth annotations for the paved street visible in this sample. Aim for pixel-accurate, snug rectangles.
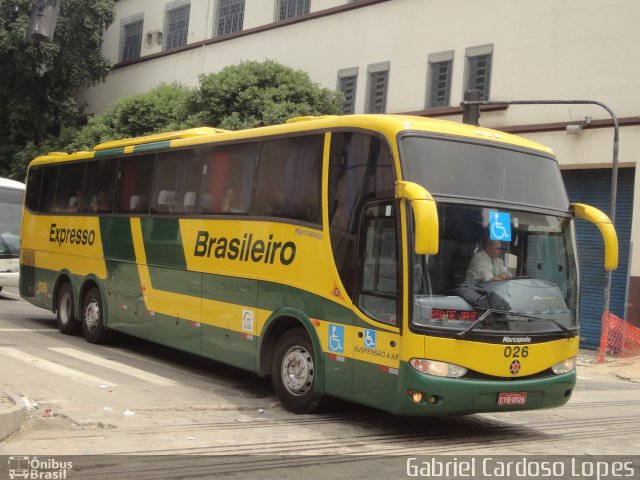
[0,287,639,478]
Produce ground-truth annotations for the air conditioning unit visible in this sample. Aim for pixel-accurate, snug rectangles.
[144,30,163,48]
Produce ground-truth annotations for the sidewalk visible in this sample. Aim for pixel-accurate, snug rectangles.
[0,390,26,441]
[577,348,640,382]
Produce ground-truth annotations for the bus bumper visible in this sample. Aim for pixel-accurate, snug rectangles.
[392,363,576,416]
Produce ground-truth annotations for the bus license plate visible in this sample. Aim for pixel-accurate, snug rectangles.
[497,392,527,405]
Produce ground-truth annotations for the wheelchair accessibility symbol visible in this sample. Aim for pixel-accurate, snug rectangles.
[328,324,344,354]
[364,329,376,348]
[489,211,511,241]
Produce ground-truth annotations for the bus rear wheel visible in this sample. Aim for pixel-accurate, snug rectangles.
[272,328,323,413]
[82,287,110,344]
[56,282,80,335]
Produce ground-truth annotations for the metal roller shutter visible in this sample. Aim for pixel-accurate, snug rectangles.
[562,168,634,349]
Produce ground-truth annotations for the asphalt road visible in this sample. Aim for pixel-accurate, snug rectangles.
[0,287,639,479]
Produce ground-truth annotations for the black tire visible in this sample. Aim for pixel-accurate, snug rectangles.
[56,283,81,335]
[81,287,110,344]
[272,328,323,414]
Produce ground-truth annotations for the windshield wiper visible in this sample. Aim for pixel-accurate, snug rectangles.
[504,311,575,337]
[457,309,575,338]
[457,309,510,338]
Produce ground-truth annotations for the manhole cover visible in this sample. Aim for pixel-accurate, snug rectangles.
[212,386,270,399]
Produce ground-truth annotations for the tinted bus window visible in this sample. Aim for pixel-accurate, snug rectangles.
[328,132,395,298]
[25,167,42,212]
[83,159,118,213]
[200,143,257,214]
[40,166,59,213]
[255,135,323,224]
[152,149,202,214]
[55,163,85,213]
[115,155,156,214]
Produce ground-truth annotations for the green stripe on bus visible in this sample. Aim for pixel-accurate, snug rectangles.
[133,140,171,153]
[100,217,137,262]
[94,147,125,158]
[258,281,353,325]
[147,266,353,326]
[141,218,187,269]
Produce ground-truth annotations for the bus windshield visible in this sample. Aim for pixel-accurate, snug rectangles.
[401,134,570,211]
[411,204,578,335]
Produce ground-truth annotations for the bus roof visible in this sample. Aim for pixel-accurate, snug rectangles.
[28,115,554,166]
[0,177,26,190]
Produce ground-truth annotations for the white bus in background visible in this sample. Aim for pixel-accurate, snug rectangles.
[0,177,25,294]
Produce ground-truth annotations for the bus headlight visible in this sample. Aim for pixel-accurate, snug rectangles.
[409,358,467,378]
[551,357,576,375]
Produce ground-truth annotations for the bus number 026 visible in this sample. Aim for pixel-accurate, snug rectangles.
[504,346,529,358]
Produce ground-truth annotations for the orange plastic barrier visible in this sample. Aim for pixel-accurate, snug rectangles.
[597,312,640,362]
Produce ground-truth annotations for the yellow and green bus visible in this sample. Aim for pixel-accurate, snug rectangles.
[20,114,617,415]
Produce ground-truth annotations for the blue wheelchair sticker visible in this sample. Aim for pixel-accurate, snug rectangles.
[489,211,511,241]
[328,324,344,354]
[364,329,377,349]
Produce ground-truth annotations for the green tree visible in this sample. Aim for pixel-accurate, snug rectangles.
[69,82,194,150]
[188,60,344,130]
[10,59,344,178]
[0,0,115,179]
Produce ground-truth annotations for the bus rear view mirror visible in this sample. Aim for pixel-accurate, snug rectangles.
[396,181,439,255]
[572,203,618,271]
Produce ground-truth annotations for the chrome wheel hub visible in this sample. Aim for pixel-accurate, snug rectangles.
[281,346,314,396]
[84,300,100,331]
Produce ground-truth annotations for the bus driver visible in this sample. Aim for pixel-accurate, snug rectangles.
[465,238,510,283]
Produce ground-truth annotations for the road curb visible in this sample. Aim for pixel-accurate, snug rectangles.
[0,391,26,441]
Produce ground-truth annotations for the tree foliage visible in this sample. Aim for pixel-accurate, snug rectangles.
[0,0,115,179]
[189,60,344,130]
[5,55,344,179]
[69,82,194,151]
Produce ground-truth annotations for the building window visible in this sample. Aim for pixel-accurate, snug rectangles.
[164,2,190,51]
[366,62,389,114]
[337,68,358,115]
[426,51,453,108]
[120,15,144,62]
[275,0,310,21]
[215,0,245,36]
[464,44,493,101]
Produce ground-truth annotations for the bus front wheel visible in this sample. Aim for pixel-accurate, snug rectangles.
[272,328,323,414]
[82,287,110,344]
[56,282,80,335]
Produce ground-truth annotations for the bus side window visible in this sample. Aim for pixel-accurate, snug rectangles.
[39,166,59,214]
[255,135,323,224]
[328,132,395,300]
[55,163,85,213]
[25,167,43,212]
[115,154,156,214]
[151,149,202,214]
[357,202,399,325]
[199,143,257,214]
[83,159,118,213]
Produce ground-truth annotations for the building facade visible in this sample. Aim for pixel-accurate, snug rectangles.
[79,0,640,347]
